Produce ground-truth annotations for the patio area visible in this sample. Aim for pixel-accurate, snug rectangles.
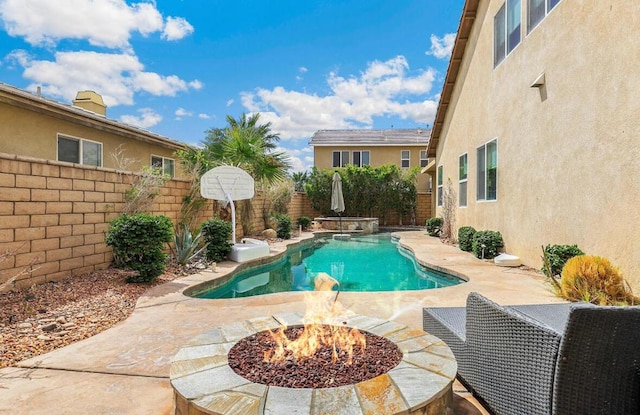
[0,231,562,414]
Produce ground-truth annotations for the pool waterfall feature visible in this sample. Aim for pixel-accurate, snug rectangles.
[312,217,379,234]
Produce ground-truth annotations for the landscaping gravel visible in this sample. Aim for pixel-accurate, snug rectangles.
[0,268,180,368]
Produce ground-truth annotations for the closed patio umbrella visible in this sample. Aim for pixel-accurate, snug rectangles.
[331,171,345,233]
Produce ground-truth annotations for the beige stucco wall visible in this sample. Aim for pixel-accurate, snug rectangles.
[0,102,185,178]
[314,145,432,192]
[435,1,640,289]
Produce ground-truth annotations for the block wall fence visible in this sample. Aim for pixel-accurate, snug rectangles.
[0,152,431,288]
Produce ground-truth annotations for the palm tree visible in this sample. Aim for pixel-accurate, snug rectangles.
[203,113,291,185]
[179,113,291,235]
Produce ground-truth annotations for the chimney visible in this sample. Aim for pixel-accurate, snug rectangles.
[72,90,107,116]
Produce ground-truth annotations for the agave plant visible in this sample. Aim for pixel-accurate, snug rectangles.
[172,224,207,266]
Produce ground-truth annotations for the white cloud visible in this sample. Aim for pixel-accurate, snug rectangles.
[175,107,192,117]
[198,113,212,119]
[276,146,313,173]
[9,50,200,106]
[226,99,235,107]
[427,33,456,60]
[162,16,194,41]
[299,67,308,74]
[120,108,162,128]
[188,80,203,90]
[241,56,438,140]
[0,0,183,49]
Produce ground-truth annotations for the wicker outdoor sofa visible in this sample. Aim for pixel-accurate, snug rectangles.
[423,292,640,415]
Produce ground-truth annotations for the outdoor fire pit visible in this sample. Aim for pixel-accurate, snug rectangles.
[170,313,457,415]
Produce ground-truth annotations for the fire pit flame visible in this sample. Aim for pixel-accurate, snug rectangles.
[263,272,366,365]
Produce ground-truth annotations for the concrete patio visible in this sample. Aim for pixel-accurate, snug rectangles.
[0,231,562,414]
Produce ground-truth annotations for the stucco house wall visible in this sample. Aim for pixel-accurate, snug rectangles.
[432,0,640,289]
[311,129,432,193]
[0,83,187,178]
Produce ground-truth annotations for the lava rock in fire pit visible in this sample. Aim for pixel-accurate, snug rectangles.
[228,324,403,389]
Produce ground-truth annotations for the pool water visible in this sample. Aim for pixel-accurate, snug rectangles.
[195,233,463,299]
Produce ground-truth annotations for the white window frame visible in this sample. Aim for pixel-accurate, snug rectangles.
[56,134,103,167]
[459,153,468,207]
[527,0,561,33]
[476,139,498,202]
[151,155,175,177]
[401,150,410,168]
[437,165,444,207]
[494,0,521,67]
[420,150,429,168]
[352,150,370,167]
[332,150,349,167]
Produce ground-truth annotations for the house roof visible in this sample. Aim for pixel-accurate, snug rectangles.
[0,82,188,151]
[309,129,430,147]
[427,0,480,158]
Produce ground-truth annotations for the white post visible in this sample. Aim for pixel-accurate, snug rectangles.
[227,193,236,245]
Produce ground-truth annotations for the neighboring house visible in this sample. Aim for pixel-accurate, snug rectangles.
[310,129,432,193]
[428,0,640,289]
[0,82,187,178]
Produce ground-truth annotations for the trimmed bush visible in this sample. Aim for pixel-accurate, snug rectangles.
[458,226,477,252]
[560,255,636,305]
[471,230,504,259]
[105,213,173,283]
[296,216,312,231]
[201,219,233,262]
[541,244,584,278]
[425,217,443,237]
[274,214,292,239]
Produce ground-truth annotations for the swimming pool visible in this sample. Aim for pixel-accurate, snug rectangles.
[193,233,464,299]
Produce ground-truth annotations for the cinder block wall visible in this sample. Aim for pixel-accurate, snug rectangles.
[0,153,212,288]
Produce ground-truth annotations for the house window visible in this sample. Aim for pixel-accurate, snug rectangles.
[57,135,102,167]
[401,150,410,168]
[420,150,429,168]
[477,139,498,201]
[332,151,349,167]
[151,156,175,177]
[459,153,468,207]
[528,0,561,33]
[494,0,521,66]
[437,165,443,207]
[352,150,370,167]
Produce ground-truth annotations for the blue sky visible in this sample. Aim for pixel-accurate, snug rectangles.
[0,0,464,172]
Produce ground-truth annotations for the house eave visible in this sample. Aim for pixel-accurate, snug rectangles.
[0,83,188,151]
[427,0,479,158]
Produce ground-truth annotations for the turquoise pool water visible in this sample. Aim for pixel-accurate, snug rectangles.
[195,233,463,299]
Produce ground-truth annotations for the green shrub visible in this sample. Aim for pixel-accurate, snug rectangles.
[201,219,233,262]
[296,216,312,231]
[541,244,584,278]
[105,213,173,283]
[172,224,207,266]
[425,217,443,237]
[274,214,292,239]
[471,230,504,259]
[458,226,477,252]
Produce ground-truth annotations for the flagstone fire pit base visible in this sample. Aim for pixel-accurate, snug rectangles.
[170,313,457,415]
